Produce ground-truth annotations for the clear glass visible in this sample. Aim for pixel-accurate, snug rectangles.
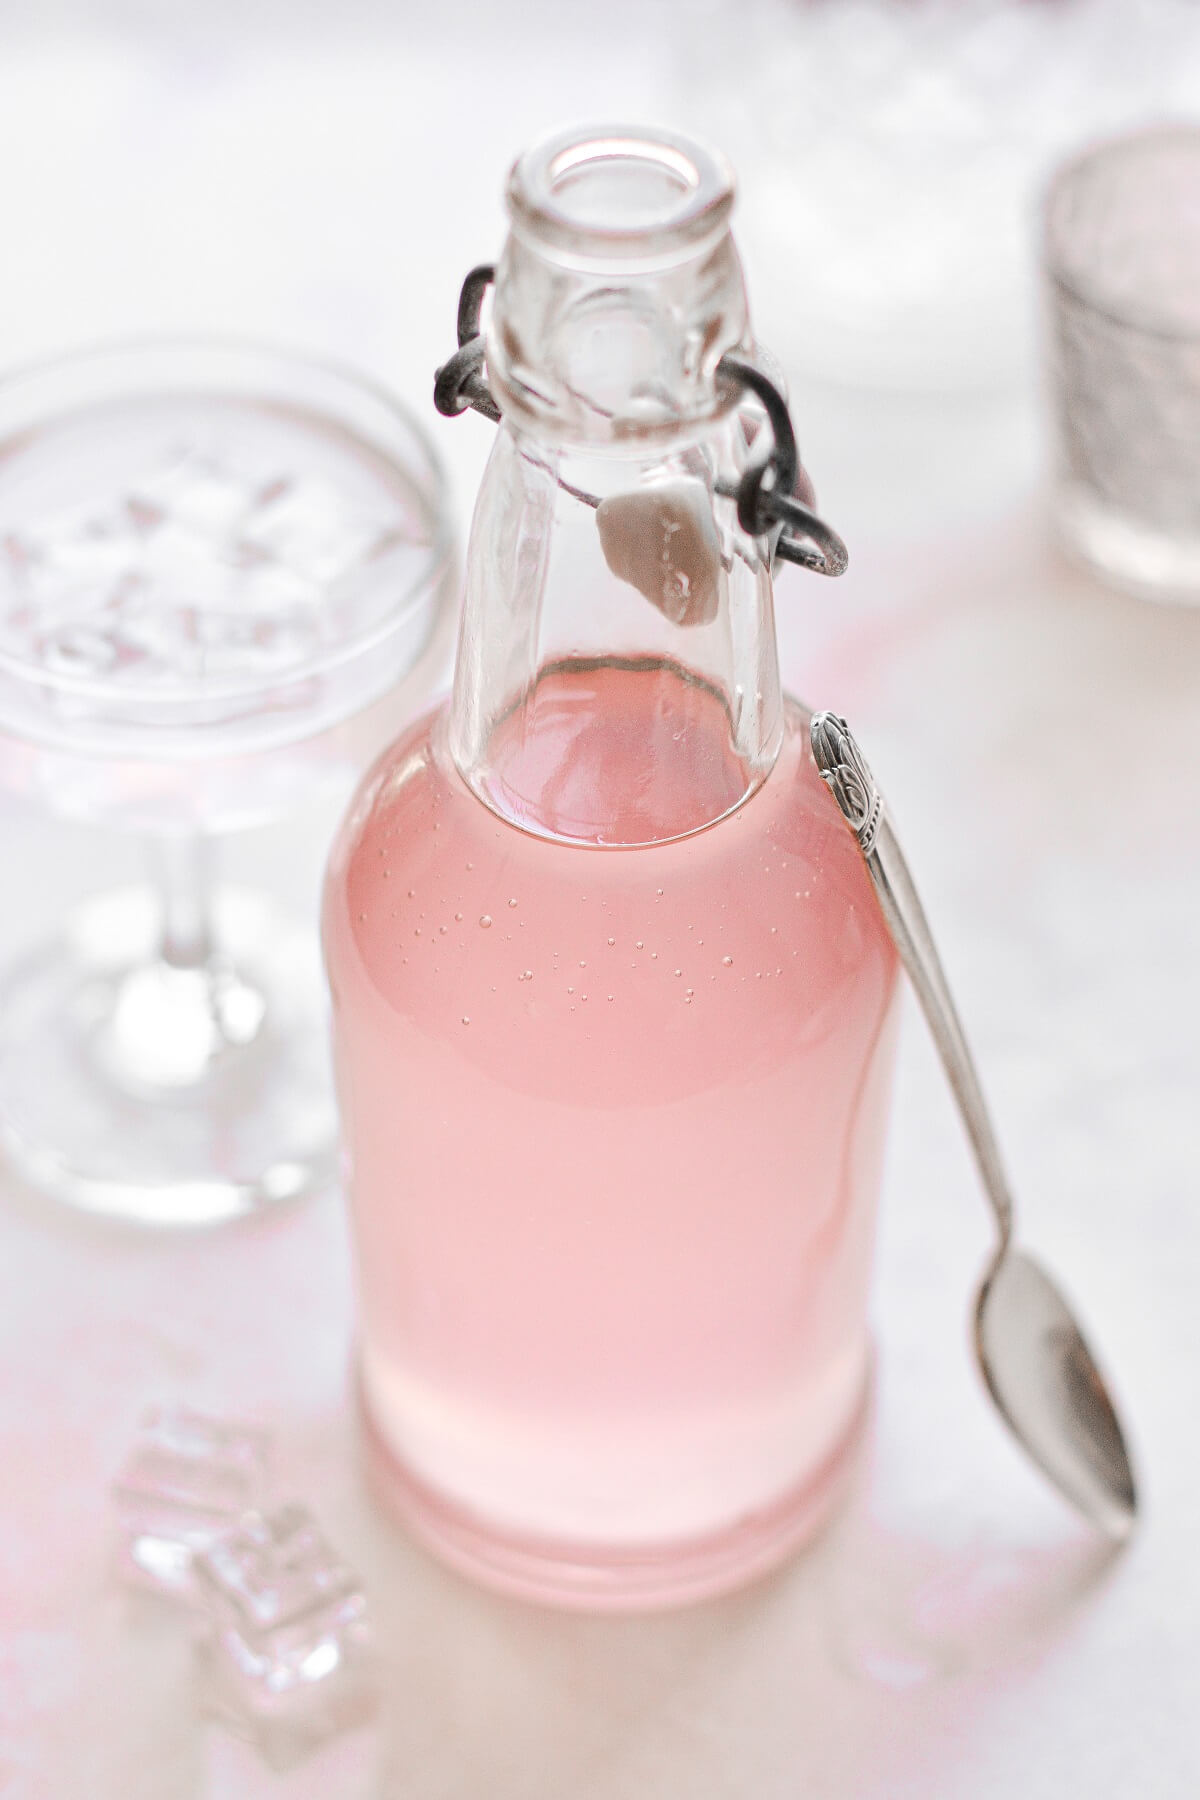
[1045,126,1200,604]
[0,341,456,1224]
[324,128,898,1608]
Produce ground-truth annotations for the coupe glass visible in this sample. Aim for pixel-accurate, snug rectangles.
[0,340,455,1225]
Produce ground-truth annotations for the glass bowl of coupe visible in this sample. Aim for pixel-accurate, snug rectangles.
[0,339,456,1225]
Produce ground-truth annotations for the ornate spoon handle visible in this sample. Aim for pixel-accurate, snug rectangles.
[810,711,1137,1537]
[809,712,1014,1247]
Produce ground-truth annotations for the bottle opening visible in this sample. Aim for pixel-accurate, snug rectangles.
[508,125,735,265]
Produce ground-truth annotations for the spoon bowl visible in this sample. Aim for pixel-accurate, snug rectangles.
[975,1249,1137,1540]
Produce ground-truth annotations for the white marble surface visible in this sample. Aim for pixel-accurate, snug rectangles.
[1,6,1199,1796]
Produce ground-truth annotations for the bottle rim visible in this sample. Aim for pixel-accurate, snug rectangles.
[506,124,735,268]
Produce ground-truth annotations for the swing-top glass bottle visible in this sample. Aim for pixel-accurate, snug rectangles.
[323,126,899,1608]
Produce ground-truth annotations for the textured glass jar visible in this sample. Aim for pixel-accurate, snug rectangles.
[323,127,899,1609]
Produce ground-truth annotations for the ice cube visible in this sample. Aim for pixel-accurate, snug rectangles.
[235,561,322,621]
[2,531,40,583]
[125,493,167,535]
[131,449,258,540]
[138,521,243,612]
[38,622,122,678]
[195,1504,375,1767]
[14,508,149,652]
[35,526,142,596]
[201,1712,383,1788]
[112,1406,270,1598]
[240,476,397,585]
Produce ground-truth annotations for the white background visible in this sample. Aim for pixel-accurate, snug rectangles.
[0,3,1198,1794]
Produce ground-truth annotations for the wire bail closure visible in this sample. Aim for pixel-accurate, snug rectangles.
[434,265,848,579]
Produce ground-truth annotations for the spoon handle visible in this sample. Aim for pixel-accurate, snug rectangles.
[809,712,1015,1247]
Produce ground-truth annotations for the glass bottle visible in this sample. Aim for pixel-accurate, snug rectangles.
[323,126,899,1609]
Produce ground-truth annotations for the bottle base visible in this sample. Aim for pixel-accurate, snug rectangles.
[356,1363,872,1613]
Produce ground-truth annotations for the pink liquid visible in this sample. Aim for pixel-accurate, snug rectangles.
[323,662,898,1602]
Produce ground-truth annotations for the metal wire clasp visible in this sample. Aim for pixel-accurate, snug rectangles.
[433,265,848,579]
[432,263,500,425]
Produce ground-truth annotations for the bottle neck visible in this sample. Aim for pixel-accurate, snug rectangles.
[449,414,783,848]
[448,124,782,847]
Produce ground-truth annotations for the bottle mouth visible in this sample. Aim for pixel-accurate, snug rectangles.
[507,125,735,267]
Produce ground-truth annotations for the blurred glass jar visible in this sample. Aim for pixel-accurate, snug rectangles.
[1045,125,1200,603]
[676,0,1200,391]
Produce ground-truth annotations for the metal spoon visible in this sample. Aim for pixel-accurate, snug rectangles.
[810,711,1138,1540]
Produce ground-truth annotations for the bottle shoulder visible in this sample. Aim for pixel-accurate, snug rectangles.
[330,690,831,869]
[322,690,896,1108]
[325,688,891,973]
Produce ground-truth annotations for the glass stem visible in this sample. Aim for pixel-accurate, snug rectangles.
[154,834,215,970]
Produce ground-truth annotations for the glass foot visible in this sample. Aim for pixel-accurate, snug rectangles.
[0,886,338,1226]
